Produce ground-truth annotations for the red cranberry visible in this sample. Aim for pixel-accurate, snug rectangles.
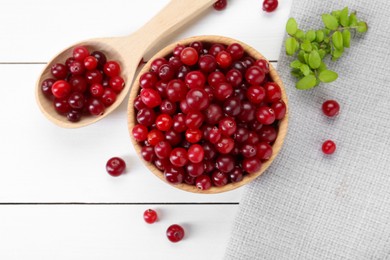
[65,57,75,68]
[216,154,235,173]
[190,41,203,53]
[322,100,340,117]
[184,174,196,185]
[322,140,336,154]
[196,175,212,190]
[83,56,98,70]
[213,0,227,11]
[69,76,87,93]
[242,157,262,173]
[204,104,223,125]
[247,131,260,145]
[256,106,276,125]
[254,59,270,74]
[154,141,172,159]
[140,72,158,89]
[106,157,126,177]
[185,128,202,143]
[165,130,183,146]
[158,64,175,82]
[51,80,71,99]
[247,85,266,104]
[263,0,278,12]
[234,127,249,143]
[66,110,82,122]
[68,92,85,110]
[143,209,158,224]
[229,167,244,183]
[215,136,234,154]
[188,144,204,163]
[141,146,155,162]
[264,82,282,102]
[206,127,222,144]
[51,63,68,79]
[186,162,204,177]
[164,166,184,184]
[226,69,243,87]
[89,83,104,97]
[170,148,188,167]
[176,65,190,80]
[151,58,168,73]
[209,44,225,56]
[69,60,85,76]
[156,114,173,131]
[245,66,265,85]
[166,224,185,243]
[186,88,210,111]
[109,76,125,93]
[73,46,89,62]
[216,51,232,69]
[185,71,206,89]
[213,82,233,101]
[241,56,255,68]
[155,80,168,99]
[172,113,187,132]
[256,142,273,160]
[212,171,228,187]
[137,107,156,126]
[208,71,226,88]
[258,125,277,143]
[134,95,146,111]
[185,111,204,129]
[91,51,107,68]
[203,141,217,160]
[41,78,55,97]
[141,88,162,108]
[219,117,237,136]
[101,88,117,107]
[160,99,177,115]
[54,98,71,114]
[199,54,217,73]
[103,61,121,77]
[180,47,198,66]
[169,56,183,71]
[227,43,244,60]
[147,129,165,146]
[85,69,103,84]
[238,101,256,123]
[272,100,287,120]
[173,44,185,57]
[132,124,149,142]
[241,143,257,158]
[166,79,187,102]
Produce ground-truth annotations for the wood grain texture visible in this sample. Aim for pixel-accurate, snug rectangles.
[35,0,215,128]
[128,35,289,194]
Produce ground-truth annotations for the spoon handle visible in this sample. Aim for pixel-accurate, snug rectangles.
[130,0,215,49]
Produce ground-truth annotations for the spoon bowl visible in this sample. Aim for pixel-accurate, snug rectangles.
[128,35,289,194]
[35,0,216,128]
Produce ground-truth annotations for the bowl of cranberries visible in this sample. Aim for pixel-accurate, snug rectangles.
[128,36,288,193]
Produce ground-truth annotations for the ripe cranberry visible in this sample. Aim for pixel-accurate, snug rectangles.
[173,44,185,57]
[213,82,233,101]
[258,125,277,143]
[51,63,68,79]
[209,44,225,56]
[238,101,256,123]
[180,47,198,66]
[219,117,237,136]
[89,83,104,98]
[247,131,260,145]
[91,51,107,68]
[143,209,158,224]
[169,56,183,71]
[215,136,234,154]
[241,143,257,158]
[263,0,278,12]
[154,158,171,171]
[272,100,287,120]
[213,0,227,11]
[109,76,125,93]
[69,76,87,93]
[212,171,228,187]
[226,69,243,87]
[132,124,149,142]
[229,167,244,183]
[166,224,185,243]
[53,98,71,114]
[199,54,217,73]
[67,110,82,122]
[41,78,55,97]
[85,69,103,84]
[188,144,204,163]
[137,107,156,126]
[106,157,126,177]
[190,41,203,53]
[206,127,222,144]
[208,71,226,88]
[186,162,204,177]
[204,104,223,125]
[254,59,270,74]
[185,128,202,143]
[156,114,173,131]
[176,65,190,80]
[227,43,244,60]
[164,166,185,184]
[234,127,249,143]
[51,80,71,99]
[140,72,158,89]
[232,61,247,74]
[185,111,204,129]
[245,66,265,85]
[141,88,162,108]
[160,100,177,115]
[322,100,340,117]
[141,146,155,162]
[243,157,262,173]
[216,154,235,173]
[154,141,172,159]
[185,71,206,89]
[134,95,146,111]
[264,82,282,102]
[83,56,98,70]
[147,129,165,146]
[170,148,188,167]
[151,58,168,73]
[103,61,121,77]
[73,46,89,62]
[322,140,336,155]
[165,130,183,146]
[256,142,273,160]
[202,142,217,160]
[186,88,210,111]
[172,113,187,132]
[196,175,212,190]
[68,92,85,110]
[166,79,187,102]
[159,64,175,82]
[65,57,75,68]
[256,106,276,125]
[216,51,232,69]
[101,88,117,107]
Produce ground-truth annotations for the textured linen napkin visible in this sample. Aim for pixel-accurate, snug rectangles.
[225,0,390,259]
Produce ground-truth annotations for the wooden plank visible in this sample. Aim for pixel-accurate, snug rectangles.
[0,0,292,62]
[0,204,238,259]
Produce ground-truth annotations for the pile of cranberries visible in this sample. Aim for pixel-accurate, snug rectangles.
[40,46,125,122]
[212,0,279,13]
[131,40,286,190]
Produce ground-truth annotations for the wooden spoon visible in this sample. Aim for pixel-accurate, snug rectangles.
[35,0,216,128]
[128,35,289,194]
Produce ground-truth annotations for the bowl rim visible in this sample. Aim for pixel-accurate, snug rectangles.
[127,35,289,194]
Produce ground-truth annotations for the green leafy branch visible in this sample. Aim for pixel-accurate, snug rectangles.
[285,7,368,90]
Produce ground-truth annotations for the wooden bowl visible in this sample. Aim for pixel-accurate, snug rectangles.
[127,35,288,194]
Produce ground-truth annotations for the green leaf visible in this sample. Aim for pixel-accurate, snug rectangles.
[357,21,368,33]
[300,64,311,76]
[349,12,357,26]
[285,37,299,56]
[296,75,317,90]
[340,7,349,26]
[306,30,316,42]
[342,30,351,48]
[295,29,305,40]
[298,50,306,63]
[291,69,303,78]
[301,40,312,52]
[308,50,321,69]
[286,18,298,35]
[318,49,327,59]
[290,60,302,69]
[322,14,339,30]
[316,30,325,42]
[318,70,338,82]
[331,10,341,19]
[332,31,343,50]
[318,62,327,72]
[332,49,343,60]
[304,53,309,64]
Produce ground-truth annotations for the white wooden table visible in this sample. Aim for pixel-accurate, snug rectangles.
[0,0,292,258]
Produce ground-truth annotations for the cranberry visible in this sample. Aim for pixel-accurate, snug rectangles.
[51,63,68,79]
[196,175,212,190]
[186,88,210,111]
[173,44,185,57]
[247,131,260,145]
[106,157,126,177]
[214,82,233,101]
[164,166,184,184]
[188,144,204,163]
[226,69,243,87]
[176,65,190,80]
[208,71,226,88]
[103,61,121,77]
[256,106,276,125]
[203,160,215,173]
[245,66,265,85]
[166,79,187,102]
[83,56,98,70]
[160,99,177,115]
[166,224,185,242]
[143,209,158,224]
[204,104,223,125]
[203,141,217,160]
[229,167,244,183]
[256,142,273,160]
[238,101,256,123]
[322,100,340,117]
[232,61,247,74]
[272,100,287,120]
[141,88,162,108]
[186,162,204,177]
[140,72,158,89]
[258,125,277,143]
[69,76,87,93]
[109,76,125,93]
[219,117,237,136]
[147,129,165,146]
[216,51,232,69]
[243,157,262,173]
[156,114,173,131]
[209,44,225,56]
[141,146,156,162]
[41,78,55,97]
[68,92,85,110]
[212,171,228,187]
[85,69,103,84]
[263,0,278,12]
[234,127,249,143]
[151,58,168,73]
[54,98,71,114]
[137,107,156,126]
[132,124,149,142]
[73,46,89,62]
[322,140,336,155]
[154,158,171,171]
[165,130,182,146]
[180,47,198,66]
[264,82,282,102]
[254,59,270,74]
[65,57,75,68]
[247,85,266,104]
[213,0,227,11]
[155,81,168,99]
[185,111,204,129]
[170,148,188,167]
[216,154,235,173]
[154,141,172,159]
[101,88,117,107]
[241,143,257,158]
[185,128,202,143]
[173,113,187,132]
[51,80,71,99]
[215,136,234,154]
[67,110,82,122]
[199,54,217,73]
[91,51,107,68]
[158,64,175,82]
[134,95,146,111]
[185,71,206,89]
[206,127,222,144]
[227,43,244,60]
[169,56,183,71]
[241,56,255,68]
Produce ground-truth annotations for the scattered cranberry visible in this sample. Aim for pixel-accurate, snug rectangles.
[106,157,126,177]
[322,140,336,155]
[213,0,227,11]
[263,0,278,12]
[143,209,158,224]
[322,100,340,117]
[166,224,185,243]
